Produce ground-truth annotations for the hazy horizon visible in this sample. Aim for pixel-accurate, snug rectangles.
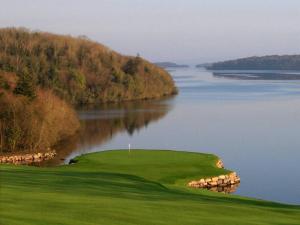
[1,0,299,64]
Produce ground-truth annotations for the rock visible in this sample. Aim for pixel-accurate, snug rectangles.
[187,169,240,193]
[208,181,218,187]
[217,180,223,185]
[218,175,226,180]
[0,150,56,165]
[188,181,198,187]
[212,177,218,182]
[205,178,212,183]
[216,160,224,168]
[229,172,237,178]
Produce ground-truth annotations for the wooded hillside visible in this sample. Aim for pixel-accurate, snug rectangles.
[0,28,176,105]
[0,28,176,153]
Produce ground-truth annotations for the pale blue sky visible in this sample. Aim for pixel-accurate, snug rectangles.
[0,0,299,64]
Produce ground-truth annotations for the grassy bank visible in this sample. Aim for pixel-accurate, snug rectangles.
[0,150,299,225]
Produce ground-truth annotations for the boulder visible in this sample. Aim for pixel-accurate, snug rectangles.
[212,177,218,182]
[217,180,223,185]
[205,178,211,183]
[218,175,226,180]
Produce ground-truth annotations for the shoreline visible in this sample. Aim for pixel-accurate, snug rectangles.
[187,159,241,193]
[0,150,56,164]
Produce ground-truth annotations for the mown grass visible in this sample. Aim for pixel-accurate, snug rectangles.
[0,150,299,225]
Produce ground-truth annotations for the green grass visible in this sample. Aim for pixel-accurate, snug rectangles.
[0,150,299,225]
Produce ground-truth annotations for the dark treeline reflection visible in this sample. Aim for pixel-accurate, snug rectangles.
[39,97,174,166]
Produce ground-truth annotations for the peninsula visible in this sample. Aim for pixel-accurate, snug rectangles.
[205,55,300,70]
[0,28,177,154]
[155,62,189,68]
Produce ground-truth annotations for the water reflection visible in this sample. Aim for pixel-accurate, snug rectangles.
[39,97,174,166]
[212,70,300,80]
[208,183,240,194]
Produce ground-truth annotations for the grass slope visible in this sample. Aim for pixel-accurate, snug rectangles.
[0,150,299,225]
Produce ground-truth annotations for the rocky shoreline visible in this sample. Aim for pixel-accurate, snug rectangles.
[0,150,56,164]
[188,159,241,193]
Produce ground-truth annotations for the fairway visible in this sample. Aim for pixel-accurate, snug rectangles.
[0,150,299,225]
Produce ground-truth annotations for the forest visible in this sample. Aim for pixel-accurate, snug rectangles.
[0,28,176,153]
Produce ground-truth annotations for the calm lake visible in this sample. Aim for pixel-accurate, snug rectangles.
[45,68,300,205]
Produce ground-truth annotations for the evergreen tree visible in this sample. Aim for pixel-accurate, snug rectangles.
[14,69,37,100]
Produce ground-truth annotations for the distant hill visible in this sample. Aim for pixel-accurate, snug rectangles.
[205,55,300,70]
[155,62,189,68]
[196,63,213,68]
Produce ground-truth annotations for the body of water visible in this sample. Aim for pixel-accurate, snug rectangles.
[44,68,300,205]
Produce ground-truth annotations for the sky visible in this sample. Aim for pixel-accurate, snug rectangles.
[0,0,300,64]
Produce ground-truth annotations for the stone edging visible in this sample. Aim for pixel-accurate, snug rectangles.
[0,150,56,164]
[188,160,240,193]
[216,159,224,168]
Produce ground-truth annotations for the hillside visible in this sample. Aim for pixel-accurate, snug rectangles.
[0,28,177,105]
[0,28,176,153]
[206,55,300,70]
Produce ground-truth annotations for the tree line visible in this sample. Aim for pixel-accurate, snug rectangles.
[206,55,300,70]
